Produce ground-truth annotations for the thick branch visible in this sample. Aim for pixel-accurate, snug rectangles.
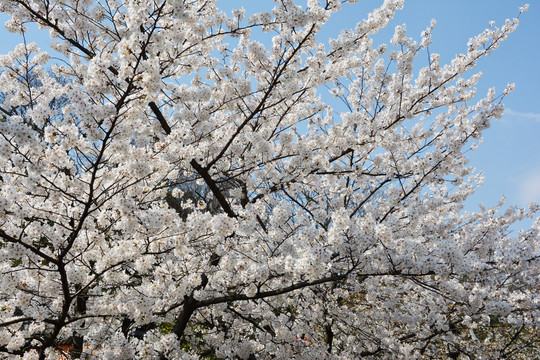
[0,317,34,328]
[172,296,198,338]
[149,101,171,135]
[190,159,237,218]
[198,272,347,307]
[326,323,334,353]
[0,228,57,264]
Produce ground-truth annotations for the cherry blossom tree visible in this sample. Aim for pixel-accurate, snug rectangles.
[0,0,538,359]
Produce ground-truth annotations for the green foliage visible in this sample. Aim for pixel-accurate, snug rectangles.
[11,258,22,267]
[159,322,174,334]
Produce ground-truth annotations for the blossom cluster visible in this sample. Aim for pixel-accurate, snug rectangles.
[0,0,537,359]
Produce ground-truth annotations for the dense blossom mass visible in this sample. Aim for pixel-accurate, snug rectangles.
[0,0,538,359]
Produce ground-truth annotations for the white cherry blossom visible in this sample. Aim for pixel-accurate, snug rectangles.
[0,0,537,359]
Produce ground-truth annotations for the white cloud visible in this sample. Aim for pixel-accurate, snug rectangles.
[503,108,540,122]
[517,170,540,205]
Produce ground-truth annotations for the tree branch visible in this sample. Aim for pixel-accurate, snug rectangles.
[190,159,237,218]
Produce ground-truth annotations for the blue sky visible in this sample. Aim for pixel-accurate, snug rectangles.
[375,1,540,216]
[1,1,538,224]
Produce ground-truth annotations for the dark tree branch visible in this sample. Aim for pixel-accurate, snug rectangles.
[172,296,198,338]
[190,159,237,218]
[198,272,348,308]
[149,101,171,135]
